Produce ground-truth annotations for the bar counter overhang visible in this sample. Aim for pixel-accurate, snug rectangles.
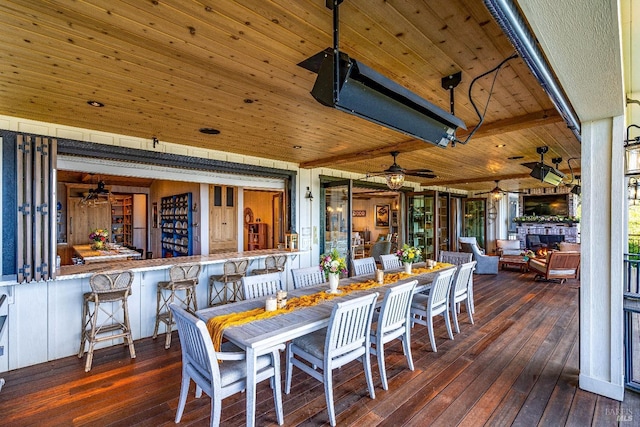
[0,249,302,372]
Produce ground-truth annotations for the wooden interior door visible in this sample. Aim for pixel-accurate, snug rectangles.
[67,197,111,246]
[209,185,238,253]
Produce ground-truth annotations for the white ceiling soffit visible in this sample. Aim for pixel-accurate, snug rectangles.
[517,0,624,122]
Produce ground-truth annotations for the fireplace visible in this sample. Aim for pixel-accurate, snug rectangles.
[526,234,565,251]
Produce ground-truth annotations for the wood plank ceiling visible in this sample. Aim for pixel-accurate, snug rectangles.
[0,0,580,193]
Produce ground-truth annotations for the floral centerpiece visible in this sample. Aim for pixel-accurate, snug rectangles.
[89,228,109,250]
[320,248,347,293]
[513,215,579,224]
[396,244,422,264]
[396,244,422,273]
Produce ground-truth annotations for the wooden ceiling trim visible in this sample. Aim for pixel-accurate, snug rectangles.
[299,109,564,169]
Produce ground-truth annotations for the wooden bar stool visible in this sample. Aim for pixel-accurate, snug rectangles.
[208,259,249,305]
[153,264,201,349]
[251,254,287,275]
[78,270,136,372]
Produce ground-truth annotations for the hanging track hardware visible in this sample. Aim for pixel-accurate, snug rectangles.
[441,72,462,116]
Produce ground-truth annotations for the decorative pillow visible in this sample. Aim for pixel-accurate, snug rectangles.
[559,242,580,252]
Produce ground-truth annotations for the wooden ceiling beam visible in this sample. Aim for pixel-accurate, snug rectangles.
[455,109,562,141]
[300,109,563,168]
[434,167,581,186]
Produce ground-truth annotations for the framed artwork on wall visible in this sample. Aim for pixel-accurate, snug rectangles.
[375,204,390,227]
[353,209,366,217]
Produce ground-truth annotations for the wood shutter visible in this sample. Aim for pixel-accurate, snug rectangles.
[16,135,57,283]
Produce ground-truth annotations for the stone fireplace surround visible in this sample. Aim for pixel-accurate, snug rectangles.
[515,223,579,250]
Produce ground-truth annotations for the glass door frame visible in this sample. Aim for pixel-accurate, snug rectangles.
[320,176,408,275]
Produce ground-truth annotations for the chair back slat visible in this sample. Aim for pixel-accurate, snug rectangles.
[170,264,202,282]
[452,261,476,299]
[380,254,402,270]
[90,270,134,294]
[438,251,473,266]
[223,259,249,276]
[291,266,326,289]
[379,280,417,334]
[242,272,282,299]
[325,293,378,361]
[169,303,221,387]
[352,257,377,276]
[429,268,456,314]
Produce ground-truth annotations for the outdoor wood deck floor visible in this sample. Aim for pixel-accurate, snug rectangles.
[1,271,639,426]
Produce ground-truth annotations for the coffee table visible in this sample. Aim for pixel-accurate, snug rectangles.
[499,255,529,272]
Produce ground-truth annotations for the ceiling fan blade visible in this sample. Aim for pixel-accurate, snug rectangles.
[404,169,436,178]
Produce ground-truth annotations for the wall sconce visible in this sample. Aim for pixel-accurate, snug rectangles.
[625,125,640,175]
[305,186,313,200]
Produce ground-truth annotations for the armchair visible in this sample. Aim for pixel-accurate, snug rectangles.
[496,239,522,256]
[458,237,499,275]
[529,251,580,283]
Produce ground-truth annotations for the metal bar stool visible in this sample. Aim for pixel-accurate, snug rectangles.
[209,258,249,306]
[78,270,136,372]
[153,264,201,349]
[251,254,287,275]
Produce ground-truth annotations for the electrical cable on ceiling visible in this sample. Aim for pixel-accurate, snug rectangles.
[566,157,578,184]
[455,52,519,145]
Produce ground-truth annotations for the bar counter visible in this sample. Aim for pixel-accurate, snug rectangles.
[0,248,304,373]
[55,248,301,281]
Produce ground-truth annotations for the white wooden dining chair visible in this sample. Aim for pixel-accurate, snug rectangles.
[449,261,476,334]
[370,280,417,390]
[290,266,325,289]
[410,268,455,352]
[169,304,285,427]
[284,292,378,427]
[242,272,282,300]
[439,251,476,314]
[380,253,402,270]
[352,256,377,276]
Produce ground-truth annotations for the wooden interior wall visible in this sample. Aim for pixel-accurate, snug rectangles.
[243,190,280,250]
[352,196,400,242]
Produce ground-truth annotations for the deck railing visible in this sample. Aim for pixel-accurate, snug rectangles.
[623,254,640,391]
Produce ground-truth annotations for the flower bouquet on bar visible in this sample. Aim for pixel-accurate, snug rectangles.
[89,228,109,250]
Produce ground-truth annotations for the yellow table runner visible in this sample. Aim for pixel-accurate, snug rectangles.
[206,263,453,350]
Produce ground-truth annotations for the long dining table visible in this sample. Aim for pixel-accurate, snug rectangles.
[196,262,455,427]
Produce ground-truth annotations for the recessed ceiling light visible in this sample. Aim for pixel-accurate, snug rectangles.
[199,128,220,135]
[508,155,524,160]
[87,100,104,107]
[293,145,302,149]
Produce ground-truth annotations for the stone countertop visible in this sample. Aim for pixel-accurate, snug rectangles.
[1,249,303,285]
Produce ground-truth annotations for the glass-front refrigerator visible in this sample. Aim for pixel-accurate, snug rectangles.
[407,192,435,260]
[463,198,487,249]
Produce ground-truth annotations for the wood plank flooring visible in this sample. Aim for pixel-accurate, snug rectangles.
[1,271,639,426]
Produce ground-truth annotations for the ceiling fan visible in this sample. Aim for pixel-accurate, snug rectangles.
[366,151,437,190]
[475,180,525,200]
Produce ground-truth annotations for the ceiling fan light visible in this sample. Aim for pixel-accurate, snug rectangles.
[385,172,405,190]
